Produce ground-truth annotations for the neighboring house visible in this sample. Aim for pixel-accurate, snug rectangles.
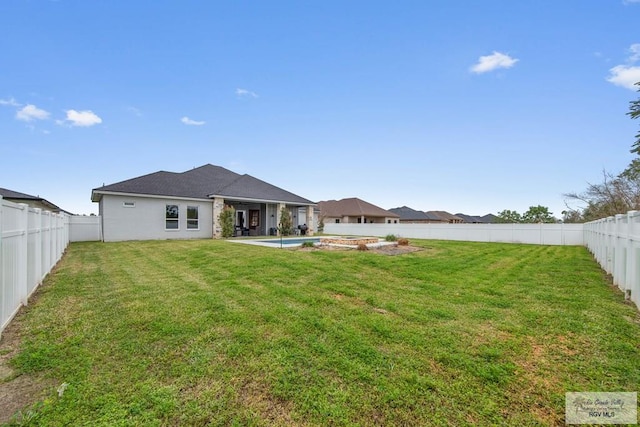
[480,213,498,223]
[0,187,72,214]
[318,198,400,224]
[426,211,464,224]
[388,206,443,223]
[91,164,316,242]
[455,213,498,224]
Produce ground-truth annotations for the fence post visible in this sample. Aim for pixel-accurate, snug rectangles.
[18,204,29,306]
[0,196,3,339]
[34,208,42,288]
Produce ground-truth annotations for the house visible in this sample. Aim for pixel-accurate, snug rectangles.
[91,164,316,242]
[318,198,400,224]
[426,211,464,224]
[455,213,498,224]
[388,206,443,223]
[0,187,71,214]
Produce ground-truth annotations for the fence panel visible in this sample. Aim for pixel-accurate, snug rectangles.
[585,211,640,309]
[323,222,584,246]
[69,215,102,242]
[1,197,70,336]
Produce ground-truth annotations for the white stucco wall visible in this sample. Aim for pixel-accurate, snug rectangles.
[100,195,214,242]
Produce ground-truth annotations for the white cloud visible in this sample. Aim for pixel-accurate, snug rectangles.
[629,43,640,62]
[63,109,103,127]
[606,65,640,90]
[16,104,50,121]
[470,51,519,74]
[181,116,205,126]
[125,106,142,117]
[0,97,21,107]
[606,44,640,90]
[236,88,258,98]
[623,0,640,4]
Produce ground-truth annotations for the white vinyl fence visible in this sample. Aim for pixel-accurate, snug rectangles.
[1,196,70,336]
[324,222,585,246]
[69,215,102,242]
[584,211,640,309]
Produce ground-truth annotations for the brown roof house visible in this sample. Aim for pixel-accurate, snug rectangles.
[318,198,400,224]
[426,211,464,223]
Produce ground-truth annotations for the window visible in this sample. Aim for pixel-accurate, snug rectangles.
[387,220,391,224]
[335,219,340,223]
[249,210,259,227]
[123,202,135,208]
[187,206,199,230]
[166,205,179,229]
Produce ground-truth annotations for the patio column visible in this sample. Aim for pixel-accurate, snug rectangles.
[276,203,286,235]
[305,206,314,236]
[212,197,224,238]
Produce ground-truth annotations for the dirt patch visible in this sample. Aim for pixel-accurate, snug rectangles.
[370,245,423,256]
[298,244,423,256]
[236,380,306,426]
[0,309,55,424]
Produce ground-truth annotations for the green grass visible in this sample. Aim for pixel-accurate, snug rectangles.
[4,239,640,426]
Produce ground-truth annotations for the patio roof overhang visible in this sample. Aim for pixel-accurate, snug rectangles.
[207,194,316,207]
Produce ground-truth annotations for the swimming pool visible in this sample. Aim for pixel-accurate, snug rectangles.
[256,237,321,246]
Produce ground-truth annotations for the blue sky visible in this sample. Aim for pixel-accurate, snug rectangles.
[1,1,640,217]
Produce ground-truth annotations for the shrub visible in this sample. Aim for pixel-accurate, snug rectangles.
[317,216,325,234]
[385,234,397,242]
[219,205,235,238]
[357,243,369,251]
[301,241,315,248]
[398,238,409,246]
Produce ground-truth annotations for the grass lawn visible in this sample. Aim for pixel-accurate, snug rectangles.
[2,239,639,426]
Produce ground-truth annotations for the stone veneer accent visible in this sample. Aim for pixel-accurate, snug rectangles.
[320,237,380,246]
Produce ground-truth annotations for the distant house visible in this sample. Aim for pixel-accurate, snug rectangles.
[480,213,498,223]
[318,198,400,224]
[0,187,71,214]
[426,211,464,224]
[388,206,443,223]
[454,213,498,224]
[91,164,316,242]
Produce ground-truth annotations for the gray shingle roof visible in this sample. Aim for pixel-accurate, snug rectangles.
[455,213,484,223]
[388,206,431,221]
[92,164,315,205]
[1,187,69,213]
[0,187,40,200]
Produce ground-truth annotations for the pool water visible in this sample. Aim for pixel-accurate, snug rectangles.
[257,237,320,245]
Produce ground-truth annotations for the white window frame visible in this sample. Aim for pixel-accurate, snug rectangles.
[123,201,136,208]
[187,206,199,230]
[166,204,179,230]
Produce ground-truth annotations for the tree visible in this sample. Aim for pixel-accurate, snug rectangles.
[522,205,556,223]
[564,169,640,222]
[278,207,293,236]
[629,82,640,156]
[561,209,583,223]
[495,209,522,223]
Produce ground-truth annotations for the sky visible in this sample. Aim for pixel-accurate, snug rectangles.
[1,1,640,218]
